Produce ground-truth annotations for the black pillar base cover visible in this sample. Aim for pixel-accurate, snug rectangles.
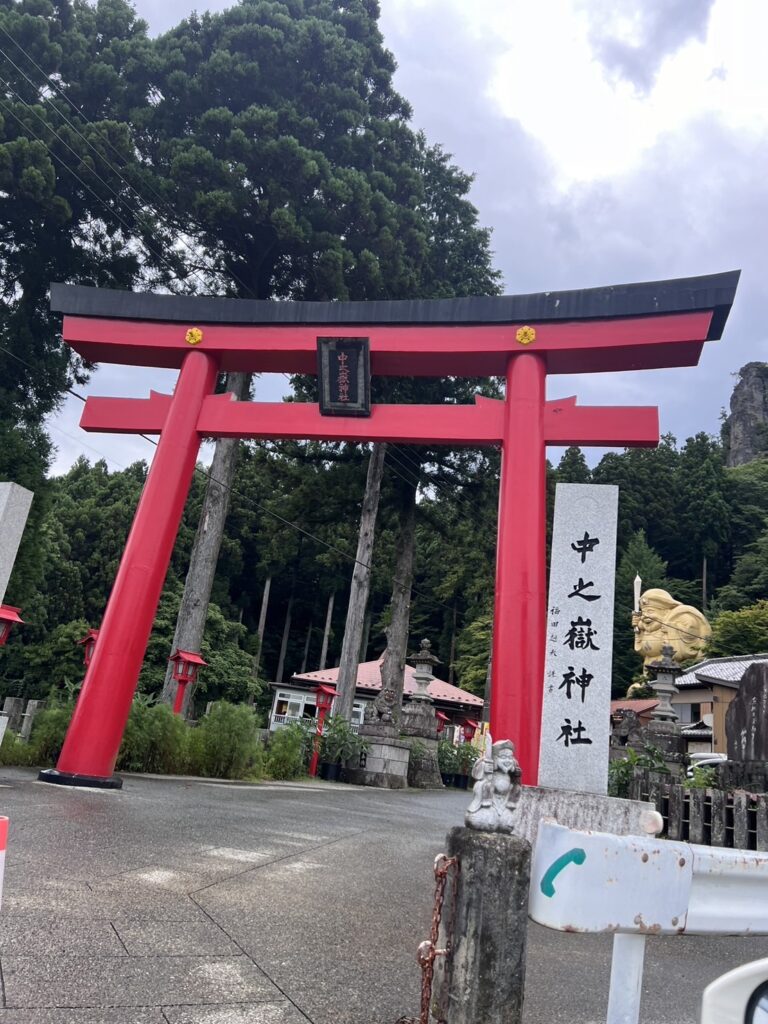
[38,768,123,790]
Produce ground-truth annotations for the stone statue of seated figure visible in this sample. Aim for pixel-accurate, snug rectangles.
[465,736,522,834]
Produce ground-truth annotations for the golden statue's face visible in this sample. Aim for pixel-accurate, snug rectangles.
[639,612,662,634]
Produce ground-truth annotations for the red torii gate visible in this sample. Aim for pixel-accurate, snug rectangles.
[40,271,739,789]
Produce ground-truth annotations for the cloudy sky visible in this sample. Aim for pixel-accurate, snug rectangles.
[47,0,767,473]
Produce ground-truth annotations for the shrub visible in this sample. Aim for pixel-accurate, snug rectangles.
[29,705,75,766]
[682,764,718,790]
[117,699,189,775]
[266,722,310,780]
[187,701,262,779]
[320,715,366,765]
[456,741,479,776]
[607,745,669,797]
[0,728,35,767]
[437,738,459,774]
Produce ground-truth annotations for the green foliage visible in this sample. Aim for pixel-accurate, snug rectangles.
[0,728,35,767]
[682,765,718,789]
[556,447,592,483]
[265,722,311,780]
[27,703,75,765]
[320,715,367,765]
[708,600,768,657]
[187,701,263,779]
[612,530,669,695]
[456,741,479,776]
[116,699,189,775]
[437,738,459,773]
[453,611,492,697]
[607,745,668,798]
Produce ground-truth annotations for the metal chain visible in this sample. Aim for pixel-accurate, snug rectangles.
[396,852,460,1024]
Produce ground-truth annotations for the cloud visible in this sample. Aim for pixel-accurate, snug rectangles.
[581,0,717,93]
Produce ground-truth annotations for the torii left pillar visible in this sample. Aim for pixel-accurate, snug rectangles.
[40,349,218,787]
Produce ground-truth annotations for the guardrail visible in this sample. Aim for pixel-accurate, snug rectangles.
[269,714,360,734]
[529,820,768,1024]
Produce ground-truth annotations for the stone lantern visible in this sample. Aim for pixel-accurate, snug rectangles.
[643,644,686,771]
[410,638,440,703]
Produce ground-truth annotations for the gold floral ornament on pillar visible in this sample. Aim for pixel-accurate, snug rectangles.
[515,325,536,346]
[185,327,204,346]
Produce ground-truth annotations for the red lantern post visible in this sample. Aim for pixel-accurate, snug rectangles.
[435,711,450,735]
[309,683,337,777]
[168,649,206,715]
[462,719,479,743]
[0,605,23,647]
[77,628,100,668]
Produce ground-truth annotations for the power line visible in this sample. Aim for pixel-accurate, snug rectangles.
[0,33,256,298]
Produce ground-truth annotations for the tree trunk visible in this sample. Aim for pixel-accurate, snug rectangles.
[253,575,272,680]
[359,607,372,662]
[380,476,418,722]
[334,443,387,721]
[482,653,492,724]
[161,371,250,716]
[275,591,294,684]
[300,615,313,674]
[702,555,708,611]
[448,604,458,684]
[319,591,335,670]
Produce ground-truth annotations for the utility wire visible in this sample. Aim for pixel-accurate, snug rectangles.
[0,341,460,615]
[0,35,256,298]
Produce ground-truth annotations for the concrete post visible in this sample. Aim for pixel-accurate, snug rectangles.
[2,697,24,733]
[20,700,46,742]
[435,826,530,1024]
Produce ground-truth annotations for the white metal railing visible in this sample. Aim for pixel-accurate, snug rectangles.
[529,821,768,1024]
[269,713,360,734]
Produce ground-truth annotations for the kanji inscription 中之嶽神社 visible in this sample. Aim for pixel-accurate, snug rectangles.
[539,483,619,794]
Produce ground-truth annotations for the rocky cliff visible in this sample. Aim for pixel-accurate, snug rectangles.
[724,362,768,467]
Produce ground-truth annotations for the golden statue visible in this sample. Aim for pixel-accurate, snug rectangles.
[632,587,711,669]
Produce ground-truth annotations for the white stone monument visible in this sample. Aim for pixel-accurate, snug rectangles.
[0,483,33,606]
[538,483,618,794]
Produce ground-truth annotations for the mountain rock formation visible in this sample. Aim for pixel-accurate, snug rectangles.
[724,362,768,467]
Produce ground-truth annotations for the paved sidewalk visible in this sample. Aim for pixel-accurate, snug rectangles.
[0,767,765,1023]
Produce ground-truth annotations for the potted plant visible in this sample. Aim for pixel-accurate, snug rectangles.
[318,715,367,782]
[455,741,479,790]
[438,738,459,787]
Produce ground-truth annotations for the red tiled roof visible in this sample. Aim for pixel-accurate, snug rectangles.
[291,658,483,707]
[610,699,659,714]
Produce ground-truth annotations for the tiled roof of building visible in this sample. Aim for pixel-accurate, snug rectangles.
[676,654,768,689]
[614,696,663,712]
[680,719,713,738]
[610,699,659,715]
[290,657,484,708]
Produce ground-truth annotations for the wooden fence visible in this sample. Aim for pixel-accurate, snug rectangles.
[627,769,768,851]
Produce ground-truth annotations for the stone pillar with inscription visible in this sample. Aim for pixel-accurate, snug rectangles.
[0,482,33,606]
[538,483,619,794]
